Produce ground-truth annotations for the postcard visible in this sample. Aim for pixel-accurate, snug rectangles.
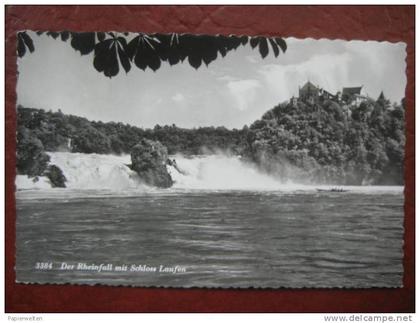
[15,31,406,288]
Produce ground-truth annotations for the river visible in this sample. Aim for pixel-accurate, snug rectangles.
[15,153,404,288]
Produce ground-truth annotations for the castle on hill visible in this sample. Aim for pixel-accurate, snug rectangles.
[290,81,369,107]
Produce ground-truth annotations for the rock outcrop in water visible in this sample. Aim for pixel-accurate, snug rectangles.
[45,164,67,188]
[130,139,173,188]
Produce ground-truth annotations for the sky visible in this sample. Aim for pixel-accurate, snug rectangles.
[17,32,407,129]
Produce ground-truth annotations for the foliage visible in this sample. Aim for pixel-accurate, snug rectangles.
[71,126,112,154]
[16,125,50,177]
[16,92,405,185]
[17,105,247,156]
[17,31,34,58]
[244,96,405,185]
[130,138,173,188]
[18,31,287,77]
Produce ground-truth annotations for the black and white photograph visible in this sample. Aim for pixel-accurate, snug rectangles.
[15,31,406,288]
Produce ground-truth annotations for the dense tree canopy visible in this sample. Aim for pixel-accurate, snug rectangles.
[244,96,405,185]
[16,105,247,156]
[17,31,287,77]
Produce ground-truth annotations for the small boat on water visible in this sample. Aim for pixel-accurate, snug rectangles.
[316,188,349,193]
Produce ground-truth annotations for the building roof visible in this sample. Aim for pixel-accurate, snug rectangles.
[342,86,362,96]
[321,88,334,97]
[300,81,318,92]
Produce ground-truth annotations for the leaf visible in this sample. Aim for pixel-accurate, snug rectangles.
[116,37,128,48]
[152,34,170,61]
[131,37,161,71]
[17,35,26,57]
[197,35,218,66]
[216,40,226,56]
[166,47,181,65]
[275,37,287,52]
[117,39,131,73]
[144,49,161,71]
[153,33,184,66]
[118,45,131,73]
[181,35,203,69]
[17,32,34,57]
[188,54,202,69]
[227,36,241,50]
[250,37,259,49]
[106,44,120,77]
[202,48,218,66]
[258,38,269,58]
[21,32,34,53]
[171,34,188,59]
[269,38,279,57]
[133,50,148,70]
[239,35,248,46]
[35,30,287,75]
[71,32,96,55]
[97,32,106,42]
[170,33,180,47]
[93,39,119,77]
[93,40,111,72]
[60,31,70,42]
[47,32,59,39]
[126,36,140,59]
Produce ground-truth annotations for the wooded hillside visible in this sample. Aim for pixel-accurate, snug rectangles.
[16,92,405,185]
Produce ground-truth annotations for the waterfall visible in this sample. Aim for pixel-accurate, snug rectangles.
[15,152,403,193]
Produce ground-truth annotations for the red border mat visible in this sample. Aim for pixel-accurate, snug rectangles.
[5,5,415,313]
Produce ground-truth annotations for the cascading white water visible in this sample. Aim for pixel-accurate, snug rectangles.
[15,152,403,193]
[168,154,283,190]
[15,152,285,191]
[48,152,144,189]
[16,152,143,190]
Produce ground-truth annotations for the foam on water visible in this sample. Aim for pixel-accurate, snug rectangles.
[169,154,285,190]
[15,175,51,190]
[15,152,403,196]
[48,152,142,190]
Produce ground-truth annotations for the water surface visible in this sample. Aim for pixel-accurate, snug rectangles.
[16,189,404,288]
